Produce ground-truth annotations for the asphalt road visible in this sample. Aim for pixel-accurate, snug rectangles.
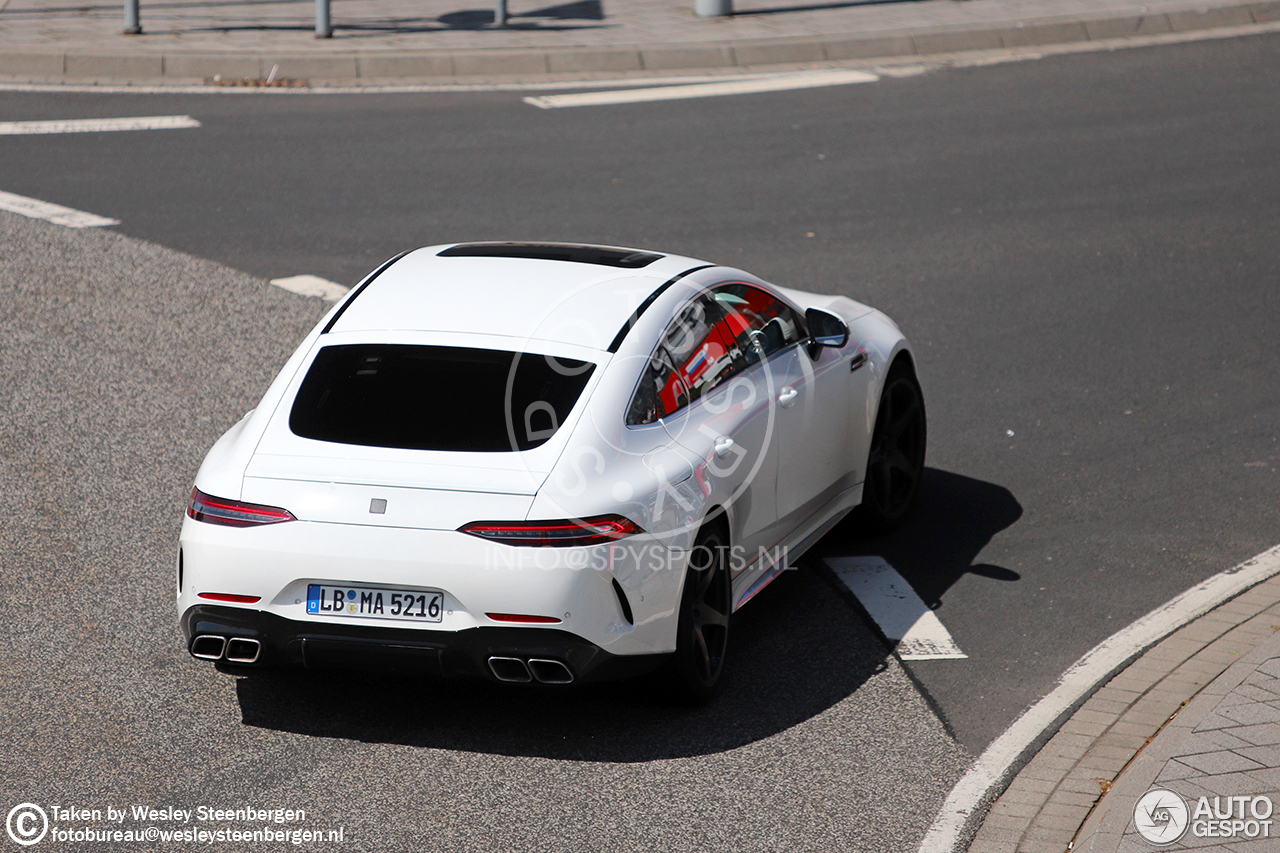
[2,30,1279,852]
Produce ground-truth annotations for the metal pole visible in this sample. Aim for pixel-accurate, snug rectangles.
[694,0,732,16]
[494,0,507,26]
[123,0,141,34]
[315,0,332,38]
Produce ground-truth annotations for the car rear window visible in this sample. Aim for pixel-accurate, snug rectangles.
[290,344,595,452]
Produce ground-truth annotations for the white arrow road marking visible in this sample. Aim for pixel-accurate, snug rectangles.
[0,190,119,228]
[827,556,967,660]
[524,69,879,109]
[270,275,349,301]
[0,115,201,135]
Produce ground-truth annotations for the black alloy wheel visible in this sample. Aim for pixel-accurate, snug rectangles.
[670,526,732,701]
[861,363,927,533]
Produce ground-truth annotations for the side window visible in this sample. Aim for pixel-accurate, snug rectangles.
[711,284,806,362]
[661,295,741,407]
[626,294,749,425]
[626,345,688,426]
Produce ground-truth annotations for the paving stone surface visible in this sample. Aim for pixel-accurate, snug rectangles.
[969,574,1280,853]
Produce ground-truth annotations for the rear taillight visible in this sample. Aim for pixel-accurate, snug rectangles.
[459,514,643,547]
[187,488,295,527]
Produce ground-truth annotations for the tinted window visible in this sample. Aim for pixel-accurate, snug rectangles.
[711,284,806,361]
[626,287,807,425]
[662,295,741,406]
[290,345,595,452]
[627,345,688,426]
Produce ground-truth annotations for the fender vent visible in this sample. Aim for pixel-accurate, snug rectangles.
[611,578,635,626]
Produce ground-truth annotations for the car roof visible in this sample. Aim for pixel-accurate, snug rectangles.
[325,242,711,352]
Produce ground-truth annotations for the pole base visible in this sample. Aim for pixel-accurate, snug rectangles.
[695,0,733,15]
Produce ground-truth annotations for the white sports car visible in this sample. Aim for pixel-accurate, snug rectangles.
[179,242,925,698]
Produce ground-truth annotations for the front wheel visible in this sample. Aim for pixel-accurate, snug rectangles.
[859,364,927,534]
[668,526,732,702]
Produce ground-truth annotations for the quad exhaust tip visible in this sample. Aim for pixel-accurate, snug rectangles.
[488,656,532,683]
[225,637,261,664]
[528,658,574,684]
[191,635,227,660]
[190,634,260,664]
[488,656,575,684]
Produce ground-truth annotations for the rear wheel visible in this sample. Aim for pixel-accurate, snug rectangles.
[668,525,731,702]
[860,363,927,533]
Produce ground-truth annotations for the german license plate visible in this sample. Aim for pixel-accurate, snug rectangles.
[306,584,443,623]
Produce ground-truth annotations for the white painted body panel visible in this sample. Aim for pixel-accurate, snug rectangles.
[179,244,917,667]
[178,515,686,654]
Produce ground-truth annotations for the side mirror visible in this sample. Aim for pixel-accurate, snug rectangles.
[805,307,849,348]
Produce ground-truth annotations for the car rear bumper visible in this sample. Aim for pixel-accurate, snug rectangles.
[181,604,667,684]
[178,515,687,657]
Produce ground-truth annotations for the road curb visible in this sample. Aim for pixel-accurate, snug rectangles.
[965,574,1280,853]
[1,0,1278,85]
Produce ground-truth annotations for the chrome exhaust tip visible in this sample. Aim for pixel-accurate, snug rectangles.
[225,637,261,664]
[190,635,227,661]
[488,656,532,683]
[528,659,574,684]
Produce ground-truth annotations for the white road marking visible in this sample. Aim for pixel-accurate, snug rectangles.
[0,115,201,135]
[828,556,967,660]
[523,69,879,109]
[269,274,349,301]
[0,190,119,228]
[919,542,1280,853]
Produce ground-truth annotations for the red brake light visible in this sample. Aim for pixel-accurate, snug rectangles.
[485,613,563,624]
[459,514,643,547]
[187,488,295,527]
[198,592,262,604]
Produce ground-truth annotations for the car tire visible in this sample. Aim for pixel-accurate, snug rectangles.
[668,525,732,702]
[858,361,927,534]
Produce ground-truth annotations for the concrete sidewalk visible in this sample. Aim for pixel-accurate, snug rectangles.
[967,572,1280,853]
[0,0,1277,84]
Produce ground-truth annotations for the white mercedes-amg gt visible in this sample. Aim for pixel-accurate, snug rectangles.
[178,242,925,699]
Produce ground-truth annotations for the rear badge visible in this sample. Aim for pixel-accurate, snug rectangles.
[369,498,387,514]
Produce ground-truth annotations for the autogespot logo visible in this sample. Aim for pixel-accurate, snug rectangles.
[1134,789,1190,845]
[6,804,48,847]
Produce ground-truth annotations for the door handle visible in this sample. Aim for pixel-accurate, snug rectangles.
[713,436,735,458]
[778,386,798,409]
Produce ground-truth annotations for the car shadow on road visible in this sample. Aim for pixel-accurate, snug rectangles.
[814,467,1025,617]
[232,467,1019,761]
